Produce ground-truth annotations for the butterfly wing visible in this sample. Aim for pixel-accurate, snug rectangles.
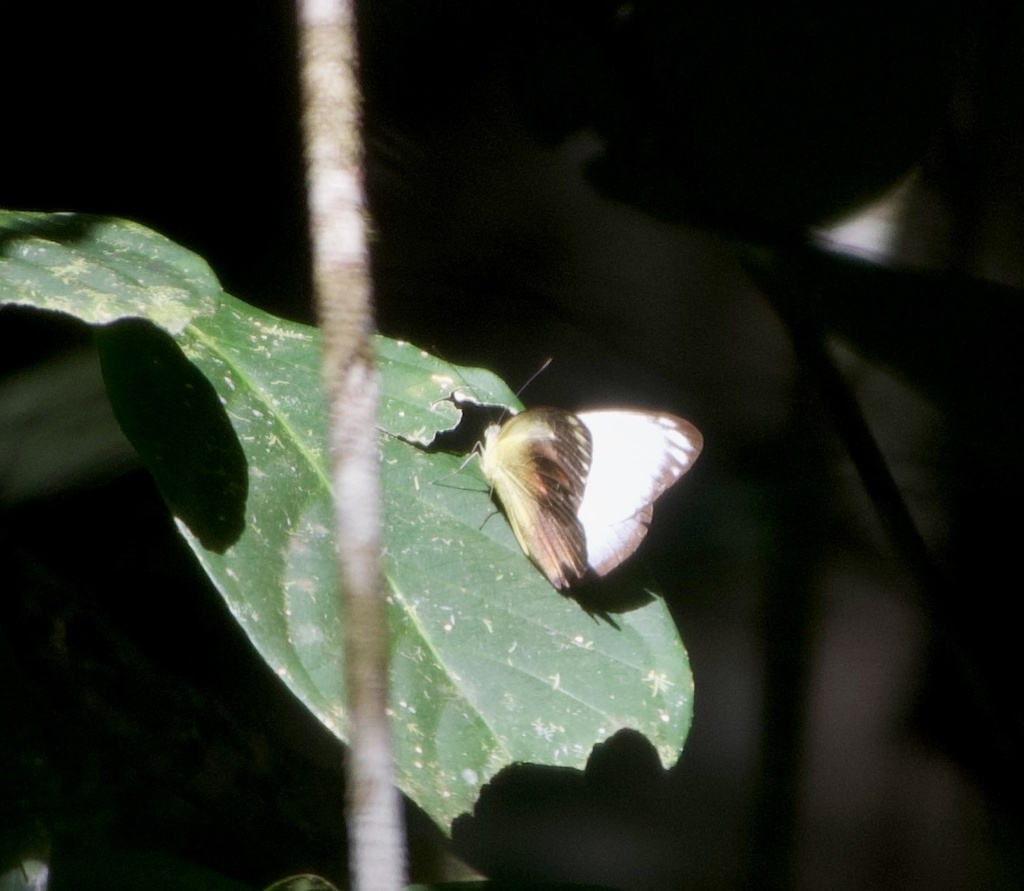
[575,410,703,576]
[479,409,594,590]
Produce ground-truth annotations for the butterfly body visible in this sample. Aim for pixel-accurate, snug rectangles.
[478,408,702,590]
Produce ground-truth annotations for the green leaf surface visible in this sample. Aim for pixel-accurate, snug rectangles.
[0,211,694,830]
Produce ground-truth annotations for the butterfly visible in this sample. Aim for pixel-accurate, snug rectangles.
[477,408,703,590]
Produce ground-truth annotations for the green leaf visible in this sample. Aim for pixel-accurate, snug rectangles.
[0,210,694,830]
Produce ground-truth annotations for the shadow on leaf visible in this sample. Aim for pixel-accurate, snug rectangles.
[452,729,680,889]
[95,318,248,552]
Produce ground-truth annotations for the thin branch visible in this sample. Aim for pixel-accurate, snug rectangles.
[745,245,1020,785]
[294,0,407,888]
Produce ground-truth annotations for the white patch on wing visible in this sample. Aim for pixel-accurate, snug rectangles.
[575,411,702,575]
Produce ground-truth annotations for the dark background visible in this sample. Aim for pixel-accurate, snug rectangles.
[3,1,1023,888]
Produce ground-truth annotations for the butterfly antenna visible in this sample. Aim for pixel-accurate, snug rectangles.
[516,357,553,398]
